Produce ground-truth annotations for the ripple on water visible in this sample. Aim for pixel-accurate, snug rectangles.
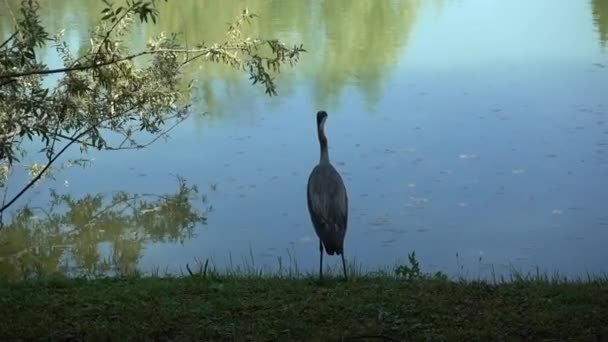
[299,236,313,244]
[596,217,608,227]
[382,228,407,234]
[368,217,390,227]
[381,238,398,246]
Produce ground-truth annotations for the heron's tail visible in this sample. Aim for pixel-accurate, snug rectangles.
[316,223,346,255]
[323,239,344,255]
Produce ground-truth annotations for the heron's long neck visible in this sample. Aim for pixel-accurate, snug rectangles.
[318,125,330,164]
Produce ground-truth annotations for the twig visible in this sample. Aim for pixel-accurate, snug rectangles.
[93,5,133,64]
[186,263,194,277]
[46,120,61,162]
[0,131,85,213]
[51,114,185,151]
[127,116,186,148]
[0,32,17,50]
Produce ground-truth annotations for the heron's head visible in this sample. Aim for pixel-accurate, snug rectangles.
[316,110,328,129]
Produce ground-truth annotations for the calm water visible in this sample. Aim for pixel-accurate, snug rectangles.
[1,0,607,279]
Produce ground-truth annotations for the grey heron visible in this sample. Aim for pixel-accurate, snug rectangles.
[306,110,349,281]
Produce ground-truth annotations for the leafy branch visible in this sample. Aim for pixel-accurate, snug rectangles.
[0,0,306,214]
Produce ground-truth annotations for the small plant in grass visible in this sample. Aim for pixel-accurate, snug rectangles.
[394,251,449,281]
[394,251,421,280]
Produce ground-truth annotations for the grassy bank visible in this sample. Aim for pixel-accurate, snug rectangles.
[1,271,607,341]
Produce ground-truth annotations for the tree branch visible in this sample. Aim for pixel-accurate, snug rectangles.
[0,46,247,80]
[0,78,17,87]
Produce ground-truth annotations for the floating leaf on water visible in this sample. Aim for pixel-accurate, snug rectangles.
[459,154,479,160]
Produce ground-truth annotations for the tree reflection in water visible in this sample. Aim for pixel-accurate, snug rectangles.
[0,176,210,280]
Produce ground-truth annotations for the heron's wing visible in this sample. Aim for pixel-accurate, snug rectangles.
[307,165,348,231]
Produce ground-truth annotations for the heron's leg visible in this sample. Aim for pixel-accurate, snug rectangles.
[319,239,323,280]
[341,253,348,281]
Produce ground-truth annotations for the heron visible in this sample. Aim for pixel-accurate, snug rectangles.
[306,110,349,281]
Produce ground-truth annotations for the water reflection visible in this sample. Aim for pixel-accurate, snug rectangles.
[311,0,421,109]
[592,0,608,48]
[0,0,431,113]
[0,177,209,280]
[1,0,608,279]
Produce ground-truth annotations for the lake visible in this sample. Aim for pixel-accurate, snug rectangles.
[1,0,607,280]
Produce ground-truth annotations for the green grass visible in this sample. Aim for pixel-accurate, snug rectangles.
[1,266,607,341]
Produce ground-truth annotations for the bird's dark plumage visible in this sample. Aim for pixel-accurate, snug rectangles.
[307,164,348,255]
[306,110,349,280]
